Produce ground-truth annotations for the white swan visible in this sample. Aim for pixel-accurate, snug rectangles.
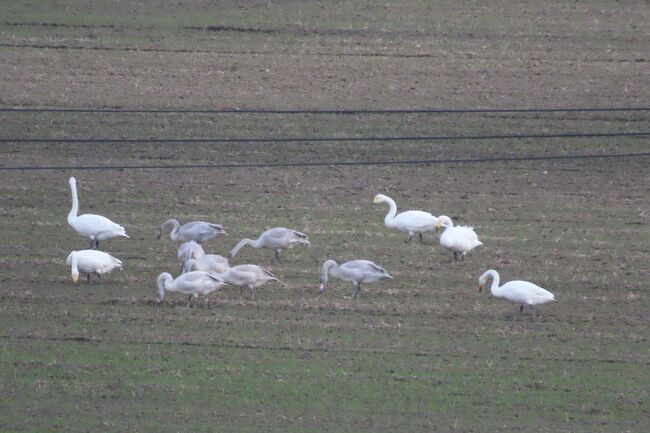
[156,271,228,307]
[216,265,278,303]
[478,269,556,316]
[373,194,438,243]
[182,255,230,274]
[66,250,123,284]
[177,241,205,273]
[434,215,483,261]
[158,219,227,243]
[67,177,128,249]
[229,227,310,261]
[320,259,392,300]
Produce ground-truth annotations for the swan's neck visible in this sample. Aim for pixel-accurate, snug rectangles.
[383,198,398,226]
[321,260,338,285]
[163,219,180,240]
[183,259,198,273]
[230,238,257,257]
[68,181,79,222]
[487,270,502,297]
[70,253,79,280]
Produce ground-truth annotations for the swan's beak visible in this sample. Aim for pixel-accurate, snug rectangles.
[478,283,483,292]
[434,223,442,231]
[372,196,381,204]
[156,233,162,240]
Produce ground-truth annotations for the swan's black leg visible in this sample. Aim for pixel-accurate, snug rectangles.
[97,273,101,285]
[275,249,282,262]
[419,233,424,244]
[95,239,100,249]
[250,286,255,300]
[453,252,458,261]
[89,239,95,249]
[405,235,412,244]
[86,273,91,284]
[519,305,524,316]
[352,283,361,300]
[239,287,244,304]
[461,253,465,262]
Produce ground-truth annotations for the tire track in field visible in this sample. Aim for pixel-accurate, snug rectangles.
[2,333,648,366]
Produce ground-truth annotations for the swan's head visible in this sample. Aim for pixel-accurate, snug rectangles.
[69,177,77,186]
[373,194,388,204]
[319,283,325,293]
[478,270,492,296]
[156,272,172,303]
[435,215,453,231]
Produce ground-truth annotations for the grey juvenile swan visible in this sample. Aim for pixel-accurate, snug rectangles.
[229,227,310,261]
[158,219,227,243]
[320,259,392,300]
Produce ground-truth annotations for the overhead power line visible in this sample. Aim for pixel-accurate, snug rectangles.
[2,151,648,171]
[2,131,649,144]
[1,107,649,114]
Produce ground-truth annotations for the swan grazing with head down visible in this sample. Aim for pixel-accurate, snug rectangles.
[434,215,483,261]
[67,250,123,284]
[373,194,438,243]
[216,265,278,303]
[320,259,392,300]
[478,269,556,317]
[229,227,310,261]
[177,241,205,273]
[156,271,228,307]
[158,219,227,244]
[67,177,128,249]
[182,255,230,274]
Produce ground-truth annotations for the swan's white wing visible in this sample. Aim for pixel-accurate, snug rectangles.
[501,281,555,305]
[287,229,308,239]
[73,214,125,236]
[441,226,482,252]
[394,210,437,230]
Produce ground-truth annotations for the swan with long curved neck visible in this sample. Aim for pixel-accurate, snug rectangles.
[158,219,227,243]
[229,227,310,261]
[434,215,483,261]
[320,259,392,300]
[67,250,123,284]
[373,194,438,243]
[156,271,227,307]
[478,269,556,317]
[67,177,128,249]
